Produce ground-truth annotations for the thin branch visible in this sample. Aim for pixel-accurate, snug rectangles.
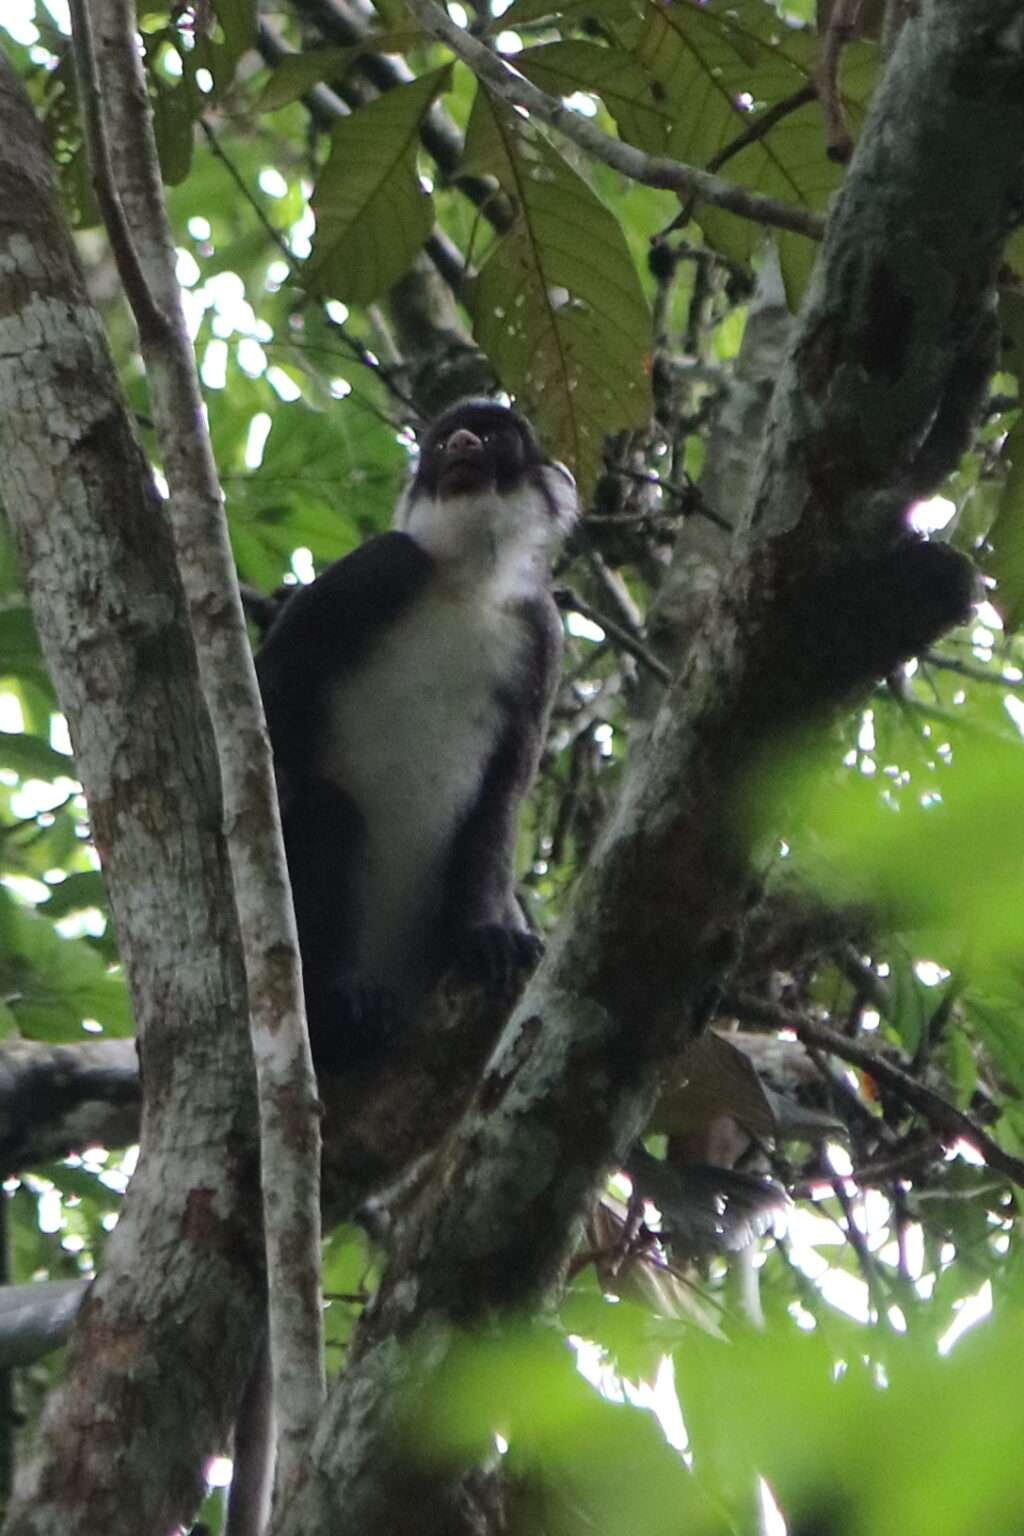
[403,0,825,242]
[67,0,164,341]
[815,0,860,163]
[923,650,1024,690]
[732,993,1024,1191]
[830,1178,888,1319]
[707,85,819,176]
[0,1037,140,1176]
[834,942,893,1017]
[608,467,735,532]
[554,586,671,685]
[81,0,325,1494]
[669,84,820,235]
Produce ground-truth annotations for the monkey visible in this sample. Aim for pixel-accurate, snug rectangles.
[255,398,577,1073]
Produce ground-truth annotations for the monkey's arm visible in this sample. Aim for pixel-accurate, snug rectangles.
[440,592,562,978]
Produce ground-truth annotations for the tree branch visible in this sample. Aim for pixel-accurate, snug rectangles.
[0,52,264,1534]
[79,0,324,1495]
[732,994,1024,1191]
[0,1039,139,1178]
[403,0,826,242]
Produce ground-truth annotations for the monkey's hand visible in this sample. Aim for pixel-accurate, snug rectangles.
[453,925,544,997]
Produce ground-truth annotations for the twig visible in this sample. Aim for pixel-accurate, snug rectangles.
[834,943,892,1018]
[707,85,819,176]
[554,586,670,685]
[733,993,1024,1191]
[669,84,820,235]
[923,650,1024,690]
[403,0,825,243]
[609,467,735,532]
[830,1177,888,1319]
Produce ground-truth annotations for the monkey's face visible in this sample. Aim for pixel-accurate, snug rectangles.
[395,399,577,566]
[417,400,544,499]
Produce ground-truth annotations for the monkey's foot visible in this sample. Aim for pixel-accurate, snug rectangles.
[454,925,544,996]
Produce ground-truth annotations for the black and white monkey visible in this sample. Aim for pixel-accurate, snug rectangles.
[256,399,577,1072]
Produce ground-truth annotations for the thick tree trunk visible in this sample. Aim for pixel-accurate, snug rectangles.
[0,55,263,1536]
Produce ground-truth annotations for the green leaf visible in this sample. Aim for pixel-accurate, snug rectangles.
[257,39,421,112]
[0,732,75,781]
[630,0,877,300]
[967,988,1024,1100]
[37,871,110,922]
[516,41,672,155]
[985,411,1024,632]
[188,0,256,94]
[462,88,651,496]
[887,942,929,1056]
[211,0,255,63]
[258,47,363,112]
[746,722,1024,966]
[151,72,198,187]
[226,397,404,585]
[1,898,130,1041]
[499,0,639,30]
[0,606,51,693]
[305,68,451,306]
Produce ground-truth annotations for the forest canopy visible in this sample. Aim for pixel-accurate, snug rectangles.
[1,2,1024,1534]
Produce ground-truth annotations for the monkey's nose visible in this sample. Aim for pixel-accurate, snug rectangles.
[445,428,483,456]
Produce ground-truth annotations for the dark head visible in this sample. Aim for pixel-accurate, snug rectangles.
[394,399,576,579]
[413,399,551,497]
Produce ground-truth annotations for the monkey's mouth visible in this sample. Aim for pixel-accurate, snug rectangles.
[439,453,492,495]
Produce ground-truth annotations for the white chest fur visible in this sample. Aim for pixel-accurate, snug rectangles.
[319,581,529,993]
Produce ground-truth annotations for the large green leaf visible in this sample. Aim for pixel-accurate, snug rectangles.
[631,0,877,298]
[0,731,75,781]
[462,88,651,495]
[516,41,672,155]
[144,31,200,188]
[305,68,451,306]
[0,889,130,1041]
[499,0,640,31]
[257,38,422,113]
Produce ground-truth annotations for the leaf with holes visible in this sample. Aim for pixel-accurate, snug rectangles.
[462,88,650,497]
[632,0,877,300]
[305,67,451,306]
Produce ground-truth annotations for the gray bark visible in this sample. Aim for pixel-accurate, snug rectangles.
[0,53,263,1536]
